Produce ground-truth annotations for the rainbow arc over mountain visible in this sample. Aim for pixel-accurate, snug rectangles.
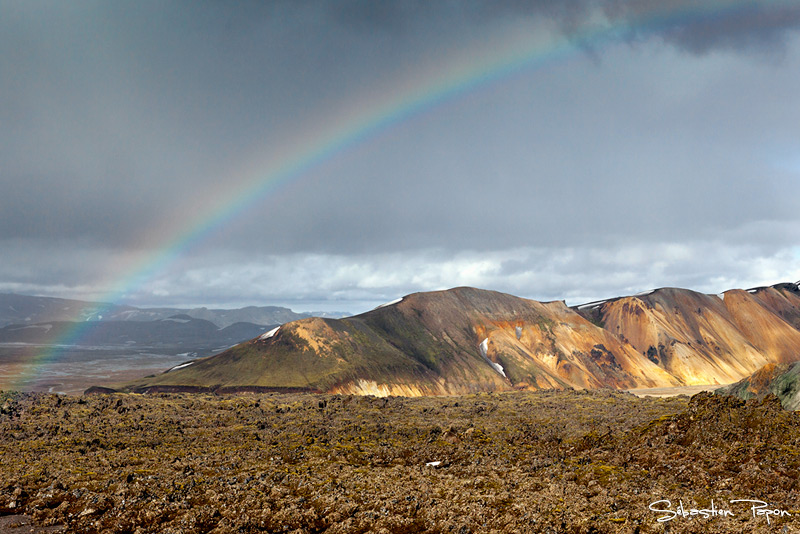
[7,0,782,390]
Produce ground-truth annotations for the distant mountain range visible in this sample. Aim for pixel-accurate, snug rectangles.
[0,293,350,356]
[0,293,349,329]
[0,314,274,354]
[124,282,800,396]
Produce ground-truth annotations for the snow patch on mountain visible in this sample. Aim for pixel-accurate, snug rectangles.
[479,338,506,377]
[374,297,403,310]
[260,326,280,340]
[576,299,609,310]
[167,362,194,372]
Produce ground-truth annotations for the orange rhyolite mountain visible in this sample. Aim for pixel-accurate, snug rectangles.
[125,283,800,396]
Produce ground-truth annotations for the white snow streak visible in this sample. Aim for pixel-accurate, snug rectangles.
[374,297,403,310]
[576,299,609,310]
[259,326,280,340]
[167,362,194,372]
[478,338,506,378]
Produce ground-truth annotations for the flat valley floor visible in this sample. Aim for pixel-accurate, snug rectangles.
[0,346,200,396]
[1,389,798,533]
[626,384,725,398]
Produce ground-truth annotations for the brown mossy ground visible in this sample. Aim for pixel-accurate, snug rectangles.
[1,389,799,533]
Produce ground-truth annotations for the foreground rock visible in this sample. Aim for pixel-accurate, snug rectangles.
[1,389,799,533]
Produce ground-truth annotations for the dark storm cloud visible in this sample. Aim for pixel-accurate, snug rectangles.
[0,1,404,244]
[3,0,798,245]
[329,0,421,32]
[599,0,800,54]
[332,0,800,54]
[2,0,800,308]
[219,35,799,256]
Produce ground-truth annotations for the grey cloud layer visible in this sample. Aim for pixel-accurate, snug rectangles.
[2,1,799,309]
[9,237,787,312]
[332,0,800,53]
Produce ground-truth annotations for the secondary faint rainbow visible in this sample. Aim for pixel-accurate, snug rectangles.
[7,0,788,391]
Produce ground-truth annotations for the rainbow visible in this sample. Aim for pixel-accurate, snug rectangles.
[6,0,787,391]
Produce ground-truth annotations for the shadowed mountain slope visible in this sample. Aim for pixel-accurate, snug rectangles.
[716,361,800,410]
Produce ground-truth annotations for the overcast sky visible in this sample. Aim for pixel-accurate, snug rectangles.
[2,0,800,313]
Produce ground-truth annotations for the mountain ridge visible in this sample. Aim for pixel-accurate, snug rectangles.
[123,282,800,395]
[0,315,277,356]
[0,293,349,329]
[575,284,800,386]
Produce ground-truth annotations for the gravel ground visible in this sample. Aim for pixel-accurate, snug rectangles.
[2,389,799,533]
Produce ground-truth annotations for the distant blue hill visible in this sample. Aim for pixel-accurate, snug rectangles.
[0,293,349,329]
